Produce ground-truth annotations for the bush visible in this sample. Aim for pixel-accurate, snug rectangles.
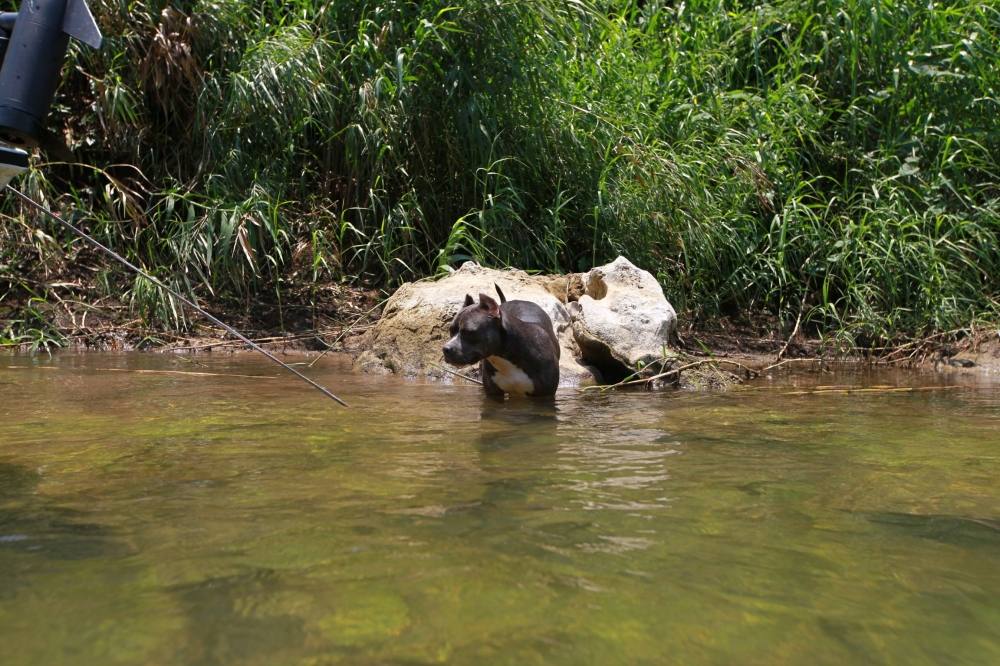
[2,0,997,342]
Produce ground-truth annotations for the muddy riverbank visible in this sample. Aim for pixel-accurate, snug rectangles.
[4,275,997,381]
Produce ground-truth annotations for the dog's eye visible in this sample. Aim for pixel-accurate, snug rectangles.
[463,330,479,342]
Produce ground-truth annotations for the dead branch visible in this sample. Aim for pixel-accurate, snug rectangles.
[580,358,757,393]
[429,362,483,385]
[782,385,963,396]
[758,358,827,373]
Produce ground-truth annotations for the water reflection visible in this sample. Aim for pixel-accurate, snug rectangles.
[170,569,310,666]
[0,461,129,562]
[862,511,1000,548]
[0,354,998,665]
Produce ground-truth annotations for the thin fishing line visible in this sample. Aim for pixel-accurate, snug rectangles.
[5,184,349,407]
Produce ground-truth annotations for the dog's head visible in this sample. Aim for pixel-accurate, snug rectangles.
[442,293,503,366]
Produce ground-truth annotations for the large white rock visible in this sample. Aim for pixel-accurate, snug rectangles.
[569,256,677,374]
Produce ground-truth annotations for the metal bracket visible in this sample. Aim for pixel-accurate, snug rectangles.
[0,144,28,188]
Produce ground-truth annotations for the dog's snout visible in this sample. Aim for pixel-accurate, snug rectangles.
[442,337,458,361]
[442,334,474,366]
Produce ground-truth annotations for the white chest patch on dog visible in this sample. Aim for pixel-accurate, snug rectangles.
[486,356,535,396]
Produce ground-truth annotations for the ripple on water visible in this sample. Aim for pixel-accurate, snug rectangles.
[0,355,998,665]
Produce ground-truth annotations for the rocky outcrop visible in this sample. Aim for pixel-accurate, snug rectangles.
[354,257,678,386]
[569,257,678,380]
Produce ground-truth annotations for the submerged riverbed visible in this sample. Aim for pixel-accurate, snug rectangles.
[1,353,998,665]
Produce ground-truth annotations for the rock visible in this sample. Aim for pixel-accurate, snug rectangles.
[536,273,587,303]
[355,256,680,387]
[569,256,677,379]
[354,262,600,386]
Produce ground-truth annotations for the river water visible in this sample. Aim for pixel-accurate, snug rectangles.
[1,353,998,665]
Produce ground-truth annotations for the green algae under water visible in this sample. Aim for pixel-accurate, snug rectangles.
[1,353,998,665]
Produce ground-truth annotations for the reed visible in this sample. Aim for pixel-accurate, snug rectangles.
[1,0,996,346]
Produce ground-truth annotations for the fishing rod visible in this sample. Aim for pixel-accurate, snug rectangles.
[5,184,350,407]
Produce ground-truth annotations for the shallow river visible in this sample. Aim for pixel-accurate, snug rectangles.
[1,353,998,665]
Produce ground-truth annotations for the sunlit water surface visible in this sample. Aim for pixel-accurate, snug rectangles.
[1,353,998,665]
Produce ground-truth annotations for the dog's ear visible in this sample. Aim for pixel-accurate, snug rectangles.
[463,293,475,307]
[494,283,507,304]
[478,293,501,318]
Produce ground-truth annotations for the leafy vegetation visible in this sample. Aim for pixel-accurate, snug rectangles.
[2,0,998,346]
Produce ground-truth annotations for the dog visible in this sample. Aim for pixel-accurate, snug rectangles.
[442,285,560,397]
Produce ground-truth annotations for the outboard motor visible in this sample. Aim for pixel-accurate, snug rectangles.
[0,0,102,186]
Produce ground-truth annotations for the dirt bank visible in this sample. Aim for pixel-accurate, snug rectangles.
[4,278,997,381]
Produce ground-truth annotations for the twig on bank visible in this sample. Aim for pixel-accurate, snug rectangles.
[61,325,188,346]
[777,291,808,362]
[782,385,963,396]
[2,366,278,379]
[94,368,278,379]
[307,298,390,368]
[865,329,967,365]
[162,329,373,353]
[708,359,759,378]
[429,362,483,385]
[579,358,758,393]
[879,345,925,366]
[758,358,827,374]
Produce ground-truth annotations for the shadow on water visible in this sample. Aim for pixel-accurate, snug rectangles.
[474,397,560,453]
[861,511,1000,548]
[428,398,565,536]
[169,569,308,666]
[0,461,130,563]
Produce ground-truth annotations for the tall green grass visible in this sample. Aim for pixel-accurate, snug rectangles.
[1,0,997,344]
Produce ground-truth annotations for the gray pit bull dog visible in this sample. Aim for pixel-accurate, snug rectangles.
[442,285,560,397]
